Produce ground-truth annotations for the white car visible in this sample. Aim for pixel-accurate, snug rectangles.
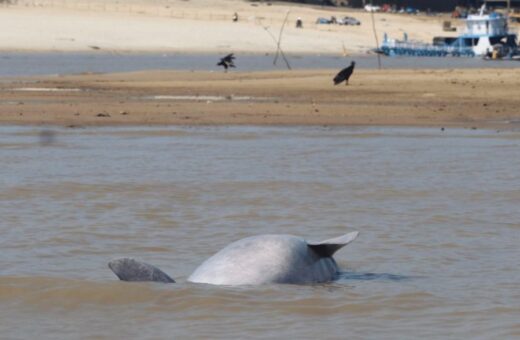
[364,4,381,12]
[338,16,361,25]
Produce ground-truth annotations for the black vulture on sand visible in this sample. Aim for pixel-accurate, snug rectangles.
[217,53,236,72]
[333,61,355,85]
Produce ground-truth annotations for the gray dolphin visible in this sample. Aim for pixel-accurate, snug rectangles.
[108,231,359,286]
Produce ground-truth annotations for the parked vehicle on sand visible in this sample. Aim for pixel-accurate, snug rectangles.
[316,17,333,24]
[364,4,380,12]
[338,16,361,25]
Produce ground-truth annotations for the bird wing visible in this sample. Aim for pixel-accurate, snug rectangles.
[223,53,235,62]
[333,68,347,85]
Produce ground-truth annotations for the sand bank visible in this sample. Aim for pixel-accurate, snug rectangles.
[0,0,461,54]
[1,68,519,129]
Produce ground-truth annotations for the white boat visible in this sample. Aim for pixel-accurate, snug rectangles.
[458,5,517,56]
[380,5,518,57]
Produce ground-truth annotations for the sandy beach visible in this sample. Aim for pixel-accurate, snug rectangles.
[1,68,519,129]
[1,0,460,54]
[1,0,519,129]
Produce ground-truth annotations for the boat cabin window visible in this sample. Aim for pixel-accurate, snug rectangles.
[463,37,479,46]
[466,16,507,36]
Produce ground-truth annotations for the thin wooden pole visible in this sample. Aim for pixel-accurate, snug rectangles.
[262,26,292,70]
[370,2,382,69]
[273,10,291,69]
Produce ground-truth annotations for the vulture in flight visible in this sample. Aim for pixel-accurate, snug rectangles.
[333,61,355,85]
[217,53,236,71]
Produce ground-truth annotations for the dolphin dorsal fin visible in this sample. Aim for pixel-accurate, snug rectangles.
[108,258,175,283]
[307,231,359,257]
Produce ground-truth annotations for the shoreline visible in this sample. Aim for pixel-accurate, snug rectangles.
[1,68,519,130]
[2,52,518,79]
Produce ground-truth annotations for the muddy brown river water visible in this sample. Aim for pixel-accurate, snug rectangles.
[1,125,519,339]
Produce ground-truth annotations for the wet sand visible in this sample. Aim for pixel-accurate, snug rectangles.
[1,68,519,129]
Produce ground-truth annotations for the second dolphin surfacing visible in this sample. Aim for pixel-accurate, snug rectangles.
[109,231,359,286]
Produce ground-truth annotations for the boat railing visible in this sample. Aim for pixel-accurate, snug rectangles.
[381,39,475,57]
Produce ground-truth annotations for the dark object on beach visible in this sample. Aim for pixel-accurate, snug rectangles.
[217,53,236,71]
[333,61,355,85]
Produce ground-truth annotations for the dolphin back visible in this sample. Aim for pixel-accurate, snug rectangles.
[307,231,359,257]
[108,258,175,283]
[188,233,358,285]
